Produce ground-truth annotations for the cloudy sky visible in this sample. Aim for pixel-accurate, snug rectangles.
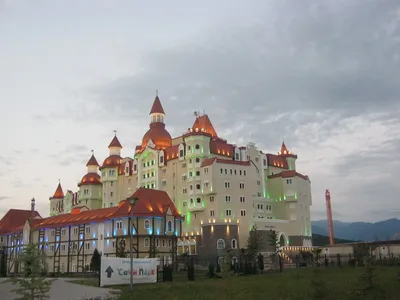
[1,0,399,222]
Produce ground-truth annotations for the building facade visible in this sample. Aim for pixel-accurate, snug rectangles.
[47,94,313,258]
[0,189,182,274]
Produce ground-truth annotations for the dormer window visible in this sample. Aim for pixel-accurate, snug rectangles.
[160,156,164,163]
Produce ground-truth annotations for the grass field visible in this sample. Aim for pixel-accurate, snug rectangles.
[73,267,400,300]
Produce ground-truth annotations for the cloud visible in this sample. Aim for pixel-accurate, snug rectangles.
[50,144,90,167]
[49,0,400,221]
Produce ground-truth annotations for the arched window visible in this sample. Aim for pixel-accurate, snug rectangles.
[195,144,200,150]
[231,239,237,249]
[196,198,201,204]
[196,184,201,190]
[217,239,225,249]
[167,220,172,232]
[144,219,150,229]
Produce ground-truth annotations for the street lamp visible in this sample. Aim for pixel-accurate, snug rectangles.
[127,196,138,292]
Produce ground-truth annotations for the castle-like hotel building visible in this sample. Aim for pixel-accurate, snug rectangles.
[0,94,312,274]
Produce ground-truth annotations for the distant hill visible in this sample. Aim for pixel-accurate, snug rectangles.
[312,219,400,241]
[311,233,356,247]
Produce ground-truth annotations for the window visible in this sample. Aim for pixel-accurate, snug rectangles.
[239,183,245,189]
[239,170,242,175]
[210,196,215,202]
[210,209,215,217]
[196,198,201,204]
[168,240,172,247]
[187,145,191,151]
[182,163,186,168]
[257,180,261,185]
[85,226,91,234]
[195,171,200,176]
[73,227,78,235]
[195,144,200,150]
[116,220,123,230]
[110,181,114,186]
[231,239,237,249]
[50,230,55,237]
[160,156,164,163]
[217,239,225,249]
[194,213,198,219]
[257,204,264,210]
[244,171,247,176]
[235,153,239,160]
[167,220,172,232]
[204,168,209,174]
[182,175,187,181]
[224,181,231,188]
[144,238,150,247]
[263,159,267,166]
[225,209,232,216]
[240,210,246,216]
[180,149,184,157]
[144,220,150,229]
[162,240,166,247]
[182,188,187,194]
[225,195,231,202]
[110,192,113,197]
[240,196,246,203]
[196,184,201,190]
[266,205,272,211]
[203,181,209,188]
[156,239,159,247]
[61,229,67,236]
[195,158,200,163]
[0,237,3,243]
[61,244,66,251]
[85,242,90,250]
[220,168,223,174]
[286,179,292,184]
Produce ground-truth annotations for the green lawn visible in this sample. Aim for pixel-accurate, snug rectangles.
[73,267,400,300]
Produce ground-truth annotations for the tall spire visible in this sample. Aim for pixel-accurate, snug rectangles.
[51,181,64,199]
[281,142,288,154]
[108,131,122,149]
[86,150,100,167]
[150,92,165,115]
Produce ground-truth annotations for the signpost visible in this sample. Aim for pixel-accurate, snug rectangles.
[100,257,158,287]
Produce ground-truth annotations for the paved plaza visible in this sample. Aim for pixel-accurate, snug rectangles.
[0,278,119,300]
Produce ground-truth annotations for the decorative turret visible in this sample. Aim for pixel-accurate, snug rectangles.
[141,92,172,150]
[49,180,64,216]
[108,131,122,156]
[277,142,298,170]
[86,150,100,173]
[79,151,102,210]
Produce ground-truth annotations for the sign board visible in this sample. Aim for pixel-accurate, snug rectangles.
[100,257,158,287]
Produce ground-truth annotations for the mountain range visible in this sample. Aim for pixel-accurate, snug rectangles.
[311,218,400,242]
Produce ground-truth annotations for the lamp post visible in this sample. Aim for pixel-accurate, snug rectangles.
[127,196,138,292]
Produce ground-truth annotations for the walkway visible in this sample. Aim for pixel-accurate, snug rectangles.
[0,278,119,300]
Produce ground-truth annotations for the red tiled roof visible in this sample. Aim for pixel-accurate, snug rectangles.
[266,153,288,169]
[268,170,309,181]
[201,157,251,167]
[118,159,133,175]
[201,157,216,167]
[0,209,42,234]
[277,142,298,159]
[164,145,180,161]
[78,173,101,187]
[86,154,100,167]
[150,95,165,115]
[108,135,123,148]
[191,115,218,138]
[141,122,172,150]
[34,188,182,229]
[51,183,64,199]
[100,155,121,170]
[210,139,234,158]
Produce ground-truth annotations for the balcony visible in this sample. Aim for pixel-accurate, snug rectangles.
[188,203,205,212]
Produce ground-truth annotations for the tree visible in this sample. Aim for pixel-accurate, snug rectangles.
[116,238,127,258]
[246,225,263,261]
[8,243,52,300]
[268,229,279,253]
[90,249,101,273]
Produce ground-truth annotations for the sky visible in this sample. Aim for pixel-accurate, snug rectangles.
[0,0,399,222]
